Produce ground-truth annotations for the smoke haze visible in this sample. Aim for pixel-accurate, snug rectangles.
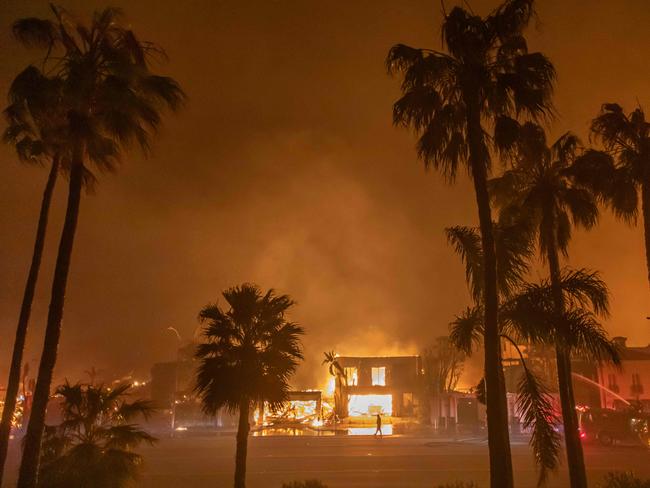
[0,0,648,388]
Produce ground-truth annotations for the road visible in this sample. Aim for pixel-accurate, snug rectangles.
[134,434,650,487]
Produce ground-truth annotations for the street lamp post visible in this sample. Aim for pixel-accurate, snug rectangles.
[165,326,182,434]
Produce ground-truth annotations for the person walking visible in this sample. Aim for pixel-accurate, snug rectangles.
[374,413,383,437]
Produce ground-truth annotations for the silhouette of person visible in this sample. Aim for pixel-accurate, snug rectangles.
[374,413,382,437]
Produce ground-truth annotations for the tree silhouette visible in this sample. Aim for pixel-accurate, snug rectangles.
[447,223,560,485]
[38,382,155,488]
[386,1,555,484]
[586,103,650,296]
[489,122,600,488]
[0,65,67,484]
[322,351,346,419]
[448,223,619,485]
[195,284,304,488]
[12,7,184,487]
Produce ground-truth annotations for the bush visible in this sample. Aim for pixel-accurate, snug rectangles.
[282,481,328,488]
[599,472,650,488]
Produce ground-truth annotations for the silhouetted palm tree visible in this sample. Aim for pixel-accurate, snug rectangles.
[0,65,66,483]
[588,104,650,294]
[13,7,184,487]
[38,382,155,488]
[322,351,346,419]
[500,270,620,484]
[489,122,599,488]
[195,284,304,488]
[386,2,555,484]
[447,223,560,484]
[448,224,619,485]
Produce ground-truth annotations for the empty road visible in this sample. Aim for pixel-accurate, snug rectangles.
[135,434,650,487]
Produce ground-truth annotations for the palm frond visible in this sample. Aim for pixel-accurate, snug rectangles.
[493,115,521,154]
[558,268,609,317]
[446,226,483,301]
[488,0,536,40]
[516,366,562,486]
[12,18,57,48]
[449,306,483,354]
[561,310,620,365]
[446,222,533,300]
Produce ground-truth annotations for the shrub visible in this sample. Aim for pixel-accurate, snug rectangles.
[599,472,650,488]
[282,481,328,488]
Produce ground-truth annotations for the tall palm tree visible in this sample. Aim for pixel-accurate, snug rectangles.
[13,7,185,487]
[588,103,650,294]
[489,122,600,488]
[448,224,619,485]
[195,284,304,488]
[0,65,66,484]
[386,2,555,484]
[38,382,156,488]
[322,351,346,419]
[447,222,561,484]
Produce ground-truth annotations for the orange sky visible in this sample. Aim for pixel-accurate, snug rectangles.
[0,0,648,388]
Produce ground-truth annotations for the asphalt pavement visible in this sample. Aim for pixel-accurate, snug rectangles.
[136,434,650,487]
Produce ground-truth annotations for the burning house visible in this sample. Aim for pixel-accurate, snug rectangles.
[259,390,324,426]
[335,356,422,418]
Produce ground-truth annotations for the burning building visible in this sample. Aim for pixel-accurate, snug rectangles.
[335,356,421,418]
[259,390,324,426]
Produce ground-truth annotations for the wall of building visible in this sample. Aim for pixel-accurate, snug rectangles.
[336,356,421,417]
[598,359,650,409]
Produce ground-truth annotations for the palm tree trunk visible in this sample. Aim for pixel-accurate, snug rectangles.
[234,399,250,488]
[465,90,513,488]
[17,156,84,488]
[545,220,588,488]
[642,180,650,293]
[0,157,59,485]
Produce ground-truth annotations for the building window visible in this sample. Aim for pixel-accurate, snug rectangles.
[371,367,386,386]
[345,367,358,386]
[607,374,619,393]
[631,373,644,395]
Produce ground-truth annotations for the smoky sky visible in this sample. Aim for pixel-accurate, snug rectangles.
[0,0,648,388]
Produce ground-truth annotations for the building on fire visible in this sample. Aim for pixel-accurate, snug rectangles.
[335,355,422,418]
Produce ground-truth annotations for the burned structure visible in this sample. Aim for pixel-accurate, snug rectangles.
[335,356,421,417]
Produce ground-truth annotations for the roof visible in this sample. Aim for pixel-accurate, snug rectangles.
[620,347,650,361]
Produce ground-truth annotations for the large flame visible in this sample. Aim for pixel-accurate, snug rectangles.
[348,394,392,416]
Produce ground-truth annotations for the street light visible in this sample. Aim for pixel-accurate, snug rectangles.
[164,326,182,434]
[166,326,182,342]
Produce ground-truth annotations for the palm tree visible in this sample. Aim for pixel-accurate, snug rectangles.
[448,224,619,485]
[500,269,621,485]
[322,351,346,419]
[447,222,561,484]
[13,7,185,487]
[489,122,600,488]
[386,2,555,484]
[195,284,304,488]
[0,65,66,484]
[587,103,650,294]
[38,382,156,488]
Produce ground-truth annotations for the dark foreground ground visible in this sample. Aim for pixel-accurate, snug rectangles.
[5,433,650,487]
